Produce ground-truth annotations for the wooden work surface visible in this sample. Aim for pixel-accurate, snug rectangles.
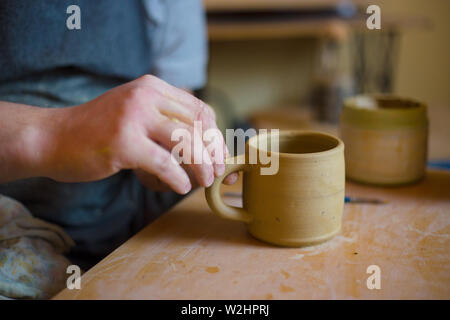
[55,168,450,300]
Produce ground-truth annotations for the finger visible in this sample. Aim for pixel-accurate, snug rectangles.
[138,148,202,192]
[182,164,200,190]
[156,97,226,177]
[136,139,192,195]
[140,75,216,124]
[223,172,239,185]
[148,115,215,188]
[141,76,227,176]
[203,127,226,177]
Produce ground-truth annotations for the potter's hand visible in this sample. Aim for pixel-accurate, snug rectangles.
[2,75,236,194]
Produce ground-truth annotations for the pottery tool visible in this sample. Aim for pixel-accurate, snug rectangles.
[343,196,386,204]
[222,192,386,205]
[428,160,450,170]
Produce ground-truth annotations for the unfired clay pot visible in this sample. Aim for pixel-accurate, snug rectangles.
[340,95,428,186]
[205,131,345,247]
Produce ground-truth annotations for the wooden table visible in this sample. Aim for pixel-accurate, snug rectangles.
[55,167,450,299]
[55,104,450,300]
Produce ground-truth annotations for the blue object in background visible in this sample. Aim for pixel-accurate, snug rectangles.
[344,196,384,204]
[428,160,450,170]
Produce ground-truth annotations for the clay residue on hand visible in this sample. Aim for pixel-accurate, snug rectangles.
[97,146,112,156]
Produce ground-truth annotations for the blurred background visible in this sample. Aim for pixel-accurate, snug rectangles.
[199,0,449,160]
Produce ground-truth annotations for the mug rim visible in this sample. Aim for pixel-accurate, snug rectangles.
[344,94,426,113]
[247,130,344,159]
[341,94,428,129]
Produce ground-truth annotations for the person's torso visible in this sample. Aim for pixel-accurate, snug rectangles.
[0,0,152,82]
[0,0,163,269]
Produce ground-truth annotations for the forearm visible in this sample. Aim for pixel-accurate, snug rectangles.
[0,101,55,182]
[0,76,229,192]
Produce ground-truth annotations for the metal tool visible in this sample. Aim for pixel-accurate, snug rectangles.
[222,192,386,205]
[344,196,386,204]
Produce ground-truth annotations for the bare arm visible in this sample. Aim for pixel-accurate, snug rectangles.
[0,101,54,182]
[0,75,234,193]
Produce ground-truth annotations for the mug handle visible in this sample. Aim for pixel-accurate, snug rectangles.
[205,154,252,223]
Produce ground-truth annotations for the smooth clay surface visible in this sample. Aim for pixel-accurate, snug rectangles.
[206,131,345,247]
[340,95,428,186]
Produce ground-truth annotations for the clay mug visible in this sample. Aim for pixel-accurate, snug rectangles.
[340,95,428,185]
[205,130,345,247]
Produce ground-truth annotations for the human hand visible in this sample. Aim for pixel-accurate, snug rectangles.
[38,75,237,194]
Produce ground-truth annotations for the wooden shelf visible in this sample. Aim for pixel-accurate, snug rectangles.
[207,18,350,41]
[204,1,431,41]
[204,0,368,12]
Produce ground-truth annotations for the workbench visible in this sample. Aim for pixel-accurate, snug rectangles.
[54,104,449,299]
[54,169,449,299]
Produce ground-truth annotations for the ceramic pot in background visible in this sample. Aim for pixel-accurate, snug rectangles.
[340,95,428,186]
[205,131,345,247]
